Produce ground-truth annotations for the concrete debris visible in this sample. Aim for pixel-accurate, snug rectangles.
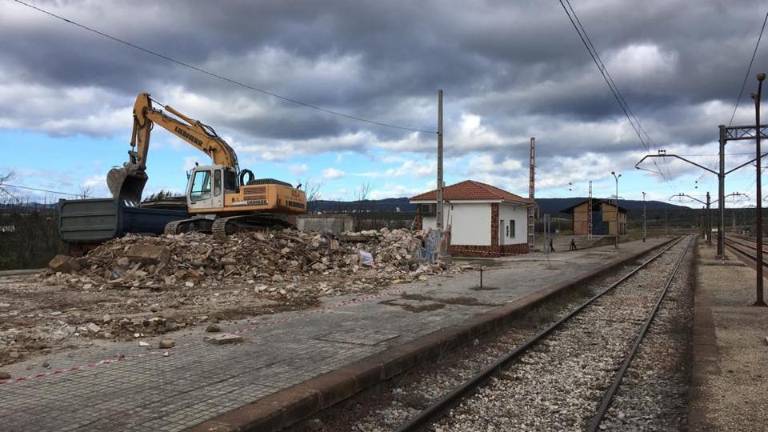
[0,227,462,365]
[48,254,81,273]
[204,333,244,345]
[125,243,171,264]
[158,339,175,349]
[0,371,10,380]
[206,324,222,333]
[45,228,453,305]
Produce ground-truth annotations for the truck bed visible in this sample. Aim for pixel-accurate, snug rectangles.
[58,198,188,244]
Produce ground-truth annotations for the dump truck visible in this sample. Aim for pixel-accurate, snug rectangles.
[58,198,188,255]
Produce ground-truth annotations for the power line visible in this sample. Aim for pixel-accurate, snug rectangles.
[2,183,81,197]
[695,11,768,188]
[12,0,436,135]
[729,11,768,126]
[559,0,673,184]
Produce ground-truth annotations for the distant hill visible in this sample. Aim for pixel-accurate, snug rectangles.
[308,196,689,214]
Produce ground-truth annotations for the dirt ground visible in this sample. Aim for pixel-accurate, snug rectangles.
[688,244,768,431]
[0,228,462,367]
[0,267,453,367]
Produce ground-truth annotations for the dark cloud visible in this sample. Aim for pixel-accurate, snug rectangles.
[1,0,767,186]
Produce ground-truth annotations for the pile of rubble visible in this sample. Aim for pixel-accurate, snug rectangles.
[46,228,450,304]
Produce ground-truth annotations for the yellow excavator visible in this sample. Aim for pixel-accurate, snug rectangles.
[107,92,306,238]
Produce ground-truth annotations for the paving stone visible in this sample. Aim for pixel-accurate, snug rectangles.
[204,333,244,345]
[0,239,666,432]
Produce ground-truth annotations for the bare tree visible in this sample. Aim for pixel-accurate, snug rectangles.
[300,179,324,203]
[0,171,16,203]
[79,184,93,199]
[355,182,372,215]
[355,182,371,202]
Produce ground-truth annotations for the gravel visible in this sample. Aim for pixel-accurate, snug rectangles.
[431,238,693,431]
[290,237,695,432]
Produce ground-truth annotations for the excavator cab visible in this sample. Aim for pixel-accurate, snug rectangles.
[185,164,236,211]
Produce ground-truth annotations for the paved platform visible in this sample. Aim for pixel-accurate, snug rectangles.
[689,243,768,431]
[0,238,669,432]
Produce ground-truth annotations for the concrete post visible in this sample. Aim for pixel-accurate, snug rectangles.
[718,125,726,257]
[753,73,766,306]
[436,90,444,234]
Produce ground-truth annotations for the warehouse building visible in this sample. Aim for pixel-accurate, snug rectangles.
[561,198,627,236]
[410,180,533,256]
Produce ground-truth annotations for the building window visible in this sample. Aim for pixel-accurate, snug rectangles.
[510,220,515,238]
[505,224,509,237]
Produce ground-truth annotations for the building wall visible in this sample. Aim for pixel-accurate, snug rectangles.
[423,203,492,246]
[498,203,528,245]
[297,214,354,234]
[601,203,627,235]
[452,203,492,245]
[572,202,590,235]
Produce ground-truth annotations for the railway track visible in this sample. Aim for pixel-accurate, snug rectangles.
[724,235,768,267]
[391,236,693,432]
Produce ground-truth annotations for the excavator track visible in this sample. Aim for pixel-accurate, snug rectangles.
[211,214,292,240]
[164,217,213,235]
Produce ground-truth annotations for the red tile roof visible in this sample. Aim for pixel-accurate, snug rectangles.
[410,180,533,204]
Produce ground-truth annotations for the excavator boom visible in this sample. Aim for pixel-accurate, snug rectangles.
[108,92,239,204]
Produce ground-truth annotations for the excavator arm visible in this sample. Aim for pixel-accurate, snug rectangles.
[108,92,240,204]
[129,93,239,170]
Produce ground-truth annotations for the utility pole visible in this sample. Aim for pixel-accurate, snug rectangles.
[528,137,536,251]
[753,73,766,306]
[718,125,726,257]
[611,171,621,248]
[588,180,593,240]
[642,191,646,242]
[436,90,444,235]
[706,191,712,246]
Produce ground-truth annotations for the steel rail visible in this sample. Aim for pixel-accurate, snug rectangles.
[587,236,693,431]
[725,237,767,265]
[394,236,686,432]
[726,235,768,253]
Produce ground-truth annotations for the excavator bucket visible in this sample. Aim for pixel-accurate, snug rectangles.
[107,165,148,206]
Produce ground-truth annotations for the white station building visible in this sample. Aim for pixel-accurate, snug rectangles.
[410,180,533,256]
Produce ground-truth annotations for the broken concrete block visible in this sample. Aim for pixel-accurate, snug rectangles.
[206,324,222,333]
[48,255,81,273]
[125,244,170,264]
[158,339,175,349]
[84,323,101,334]
[204,333,243,345]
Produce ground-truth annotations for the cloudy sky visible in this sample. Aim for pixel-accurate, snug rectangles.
[1,0,766,206]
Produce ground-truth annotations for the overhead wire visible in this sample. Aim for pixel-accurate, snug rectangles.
[694,10,768,189]
[559,0,674,187]
[2,183,81,197]
[11,0,436,135]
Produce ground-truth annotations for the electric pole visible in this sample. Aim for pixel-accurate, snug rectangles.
[588,180,593,240]
[611,171,621,248]
[706,191,712,246]
[436,90,444,235]
[642,191,646,242]
[528,137,536,251]
[753,73,766,306]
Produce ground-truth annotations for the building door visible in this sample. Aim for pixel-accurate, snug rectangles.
[499,219,505,245]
